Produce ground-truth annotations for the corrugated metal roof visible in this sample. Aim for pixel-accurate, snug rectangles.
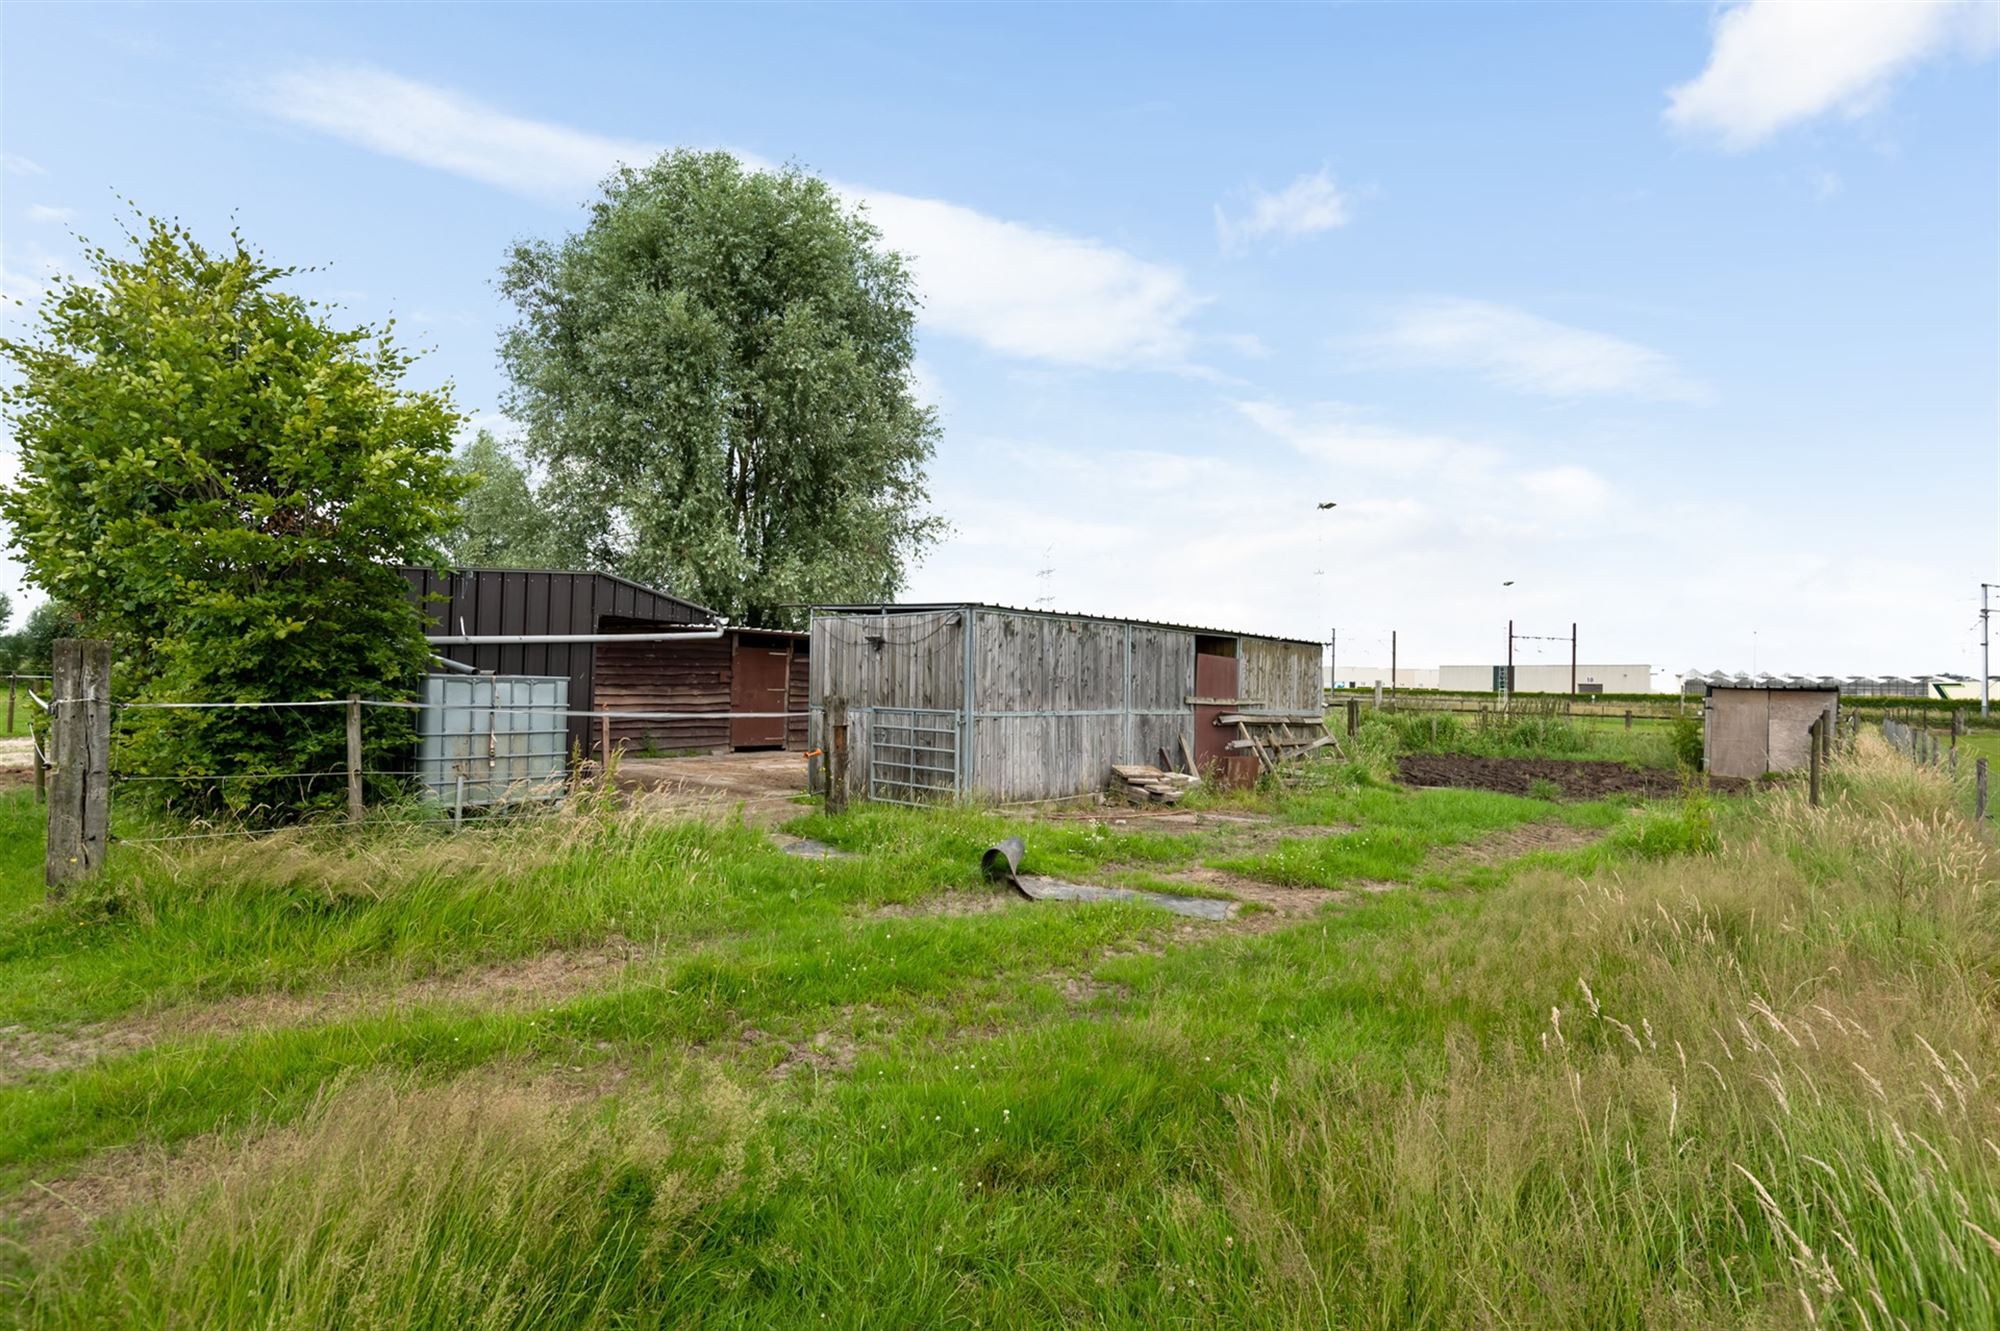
[811,602,1322,647]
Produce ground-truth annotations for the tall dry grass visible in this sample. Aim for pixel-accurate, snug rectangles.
[14,1070,767,1329]
[1223,734,2000,1328]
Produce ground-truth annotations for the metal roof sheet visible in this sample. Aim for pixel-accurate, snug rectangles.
[810,602,1322,647]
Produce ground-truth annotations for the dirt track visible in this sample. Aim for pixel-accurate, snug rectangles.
[1396,754,1747,799]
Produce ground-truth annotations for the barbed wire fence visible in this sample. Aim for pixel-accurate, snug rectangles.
[29,640,827,895]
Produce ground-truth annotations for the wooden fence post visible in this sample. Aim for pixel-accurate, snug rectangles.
[5,674,14,735]
[1346,699,1359,737]
[1624,709,1633,731]
[345,695,364,823]
[46,639,111,898]
[826,696,849,814]
[1809,717,1823,808]
[1976,758,1988,822]
[599,712,613,781]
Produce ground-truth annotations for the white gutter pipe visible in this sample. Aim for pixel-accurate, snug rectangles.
[425,627,727,646]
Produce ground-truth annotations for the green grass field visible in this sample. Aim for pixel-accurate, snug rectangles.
[0,739,1994,1328]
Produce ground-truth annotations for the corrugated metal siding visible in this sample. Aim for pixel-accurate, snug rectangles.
[402,568,714,753]
[1239,636,1322,711]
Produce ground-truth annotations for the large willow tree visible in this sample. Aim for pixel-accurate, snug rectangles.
[496,151,943,626]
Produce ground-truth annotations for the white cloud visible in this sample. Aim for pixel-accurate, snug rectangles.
[26,204,73,223]
[263,65,656,197]
[1214,167,1349,254]
[1361,298,1711,403]
[258,65,1201,370]
[1666,0,1998,149]
[1521,465,1614,514]
[1233,399,1500,475]
[859,191,1198,368]
[1,154,45,176]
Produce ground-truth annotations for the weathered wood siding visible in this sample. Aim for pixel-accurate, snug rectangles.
[810,605,1305,804]
[593,629,809,754]
[1239,636,1322,712]
[786,649,809,749]
[1127,625,1195,775]
[810,610,965,802]
[970,610,1121,803]
[968,611,1197,803]
[595,633,731,752]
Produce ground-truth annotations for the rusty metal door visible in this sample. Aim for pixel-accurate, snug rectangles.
[731,637,791,749]
[1193,650,1237,772]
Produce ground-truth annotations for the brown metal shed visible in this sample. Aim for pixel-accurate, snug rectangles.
[401,568,808,756]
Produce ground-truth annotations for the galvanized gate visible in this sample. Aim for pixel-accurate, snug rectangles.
[867,707,960,805]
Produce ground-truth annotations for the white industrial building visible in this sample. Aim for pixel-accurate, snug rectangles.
[1326,665,1439,691]
[1437,663,1654,694]
[1325,663,1655,693]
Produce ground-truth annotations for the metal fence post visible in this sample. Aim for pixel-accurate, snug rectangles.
[46,639,111,897]
[346,695,364,823]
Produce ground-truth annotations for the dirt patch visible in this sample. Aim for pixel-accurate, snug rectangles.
[739,1024,859,1079]
[1396,755,1744,799]
[619,750,809,827]
[1427,821,1610,871]
[0,941,644,1086]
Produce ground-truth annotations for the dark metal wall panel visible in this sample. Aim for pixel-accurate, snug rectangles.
[399,568,719,755]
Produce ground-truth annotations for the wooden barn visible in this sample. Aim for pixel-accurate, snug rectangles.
[403,568,809,756]
[809,603,1322,804]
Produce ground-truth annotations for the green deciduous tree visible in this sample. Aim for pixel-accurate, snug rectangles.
[0,215,466,819]
[499,150,944,627]
[446,430,559,568]
[0,600,82,676]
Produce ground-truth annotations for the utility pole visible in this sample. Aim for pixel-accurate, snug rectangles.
[1983,583,1994,718]
[1329,626,1337,695]
[1391,629,1398,706]
[1505,619,1513,707]
[1570,622,1577,700]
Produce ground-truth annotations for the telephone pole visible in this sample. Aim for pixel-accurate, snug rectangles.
[1983,583,1995,718]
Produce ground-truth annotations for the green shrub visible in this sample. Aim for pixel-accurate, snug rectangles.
[1527,777,1562,801]
[1666,714,1704,771]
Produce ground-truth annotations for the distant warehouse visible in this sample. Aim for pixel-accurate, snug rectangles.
[809,604,1321,804]
[1436,663,1653,694]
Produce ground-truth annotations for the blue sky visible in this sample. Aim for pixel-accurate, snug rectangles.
[2,1,1996,682]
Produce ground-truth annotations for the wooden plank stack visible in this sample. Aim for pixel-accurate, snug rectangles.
[1110,763,1200,805]
[1220,711,1342,774]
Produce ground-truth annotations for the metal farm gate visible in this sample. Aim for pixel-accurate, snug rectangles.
[867,707,961,805]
